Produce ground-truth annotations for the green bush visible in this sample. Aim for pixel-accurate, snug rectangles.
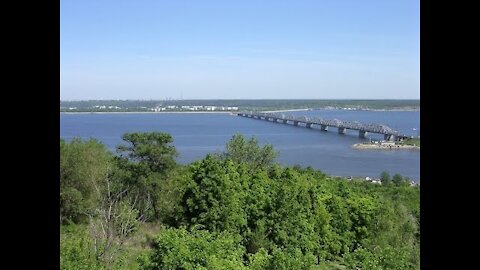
[60,225,103,270]
[140,227,246,269]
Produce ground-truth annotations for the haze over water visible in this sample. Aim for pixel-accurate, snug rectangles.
[60,109,420,181]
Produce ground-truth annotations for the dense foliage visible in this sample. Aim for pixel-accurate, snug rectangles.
[60,133,420,269]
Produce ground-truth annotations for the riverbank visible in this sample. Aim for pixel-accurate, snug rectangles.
[261,108,312,113]
[352,143,420,150]
[61,107,419,114]
[260,108,419,113]
[61,111,234,114]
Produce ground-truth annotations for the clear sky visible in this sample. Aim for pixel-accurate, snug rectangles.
[60,0,419,100]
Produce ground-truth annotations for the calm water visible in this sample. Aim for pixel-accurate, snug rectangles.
[60,110,420,181]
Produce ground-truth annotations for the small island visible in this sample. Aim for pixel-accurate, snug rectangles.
[353,138,420,150]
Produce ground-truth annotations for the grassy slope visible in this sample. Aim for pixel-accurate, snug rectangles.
[402,138,420,147]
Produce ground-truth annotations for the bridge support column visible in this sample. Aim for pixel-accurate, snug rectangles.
[293,121,299,126]
[338,127,346,134]
[306,123,312,128]
[384,134,396,141]
[320,125,328,131]
[359,130,368,139]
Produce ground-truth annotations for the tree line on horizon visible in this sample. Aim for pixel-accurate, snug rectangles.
[60,99,420,112]
[60,132,420,270]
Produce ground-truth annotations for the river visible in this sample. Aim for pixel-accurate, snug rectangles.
[60,109,420,181]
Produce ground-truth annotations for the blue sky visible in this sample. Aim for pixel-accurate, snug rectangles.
[60,0,419,100]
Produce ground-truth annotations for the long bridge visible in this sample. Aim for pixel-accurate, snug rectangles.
[237,111,412,141]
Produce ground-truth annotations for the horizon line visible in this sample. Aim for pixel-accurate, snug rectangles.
[60,98,420,102]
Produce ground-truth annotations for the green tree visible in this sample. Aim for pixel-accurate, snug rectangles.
[181,155,248,234]
[266,168,330,259]
[115,132,178,220]
[88,172,140,269]
[268,247,317,270]
[140,227,246,270]
[224,134,277,171]
[392,173,404,186]
[116,132,177,173]
[244,170,275,254]
[61,225,104,270]
[60,138,112,224]
[380,171,391,185]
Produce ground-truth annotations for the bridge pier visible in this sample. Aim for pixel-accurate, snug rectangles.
[306,123,312,128]
[320,125,328,131]
[384,134,396,141]
[338,127,346,134]
[359,130,368,139]
[293,121,299,126]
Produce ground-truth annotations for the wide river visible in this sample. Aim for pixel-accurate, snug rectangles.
[60,110,420,181]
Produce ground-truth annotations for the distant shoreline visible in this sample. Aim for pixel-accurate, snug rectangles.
[61,111,234,114]
[352,143,420,150]
[60,108,420,114]
[60,107,419,114]
[261,108,311,113]
[261,108,419,113]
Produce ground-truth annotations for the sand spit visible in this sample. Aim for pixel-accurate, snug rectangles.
[352,143,420,150]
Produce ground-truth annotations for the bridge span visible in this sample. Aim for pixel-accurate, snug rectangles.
[237,111,412,141]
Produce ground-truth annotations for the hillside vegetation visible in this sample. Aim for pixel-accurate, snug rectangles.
[60,133,420,270]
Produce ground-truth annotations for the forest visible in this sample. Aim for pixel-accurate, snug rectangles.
[60,132,420,270]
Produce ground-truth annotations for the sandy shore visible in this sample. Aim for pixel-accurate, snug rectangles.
[352,143,419,150]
